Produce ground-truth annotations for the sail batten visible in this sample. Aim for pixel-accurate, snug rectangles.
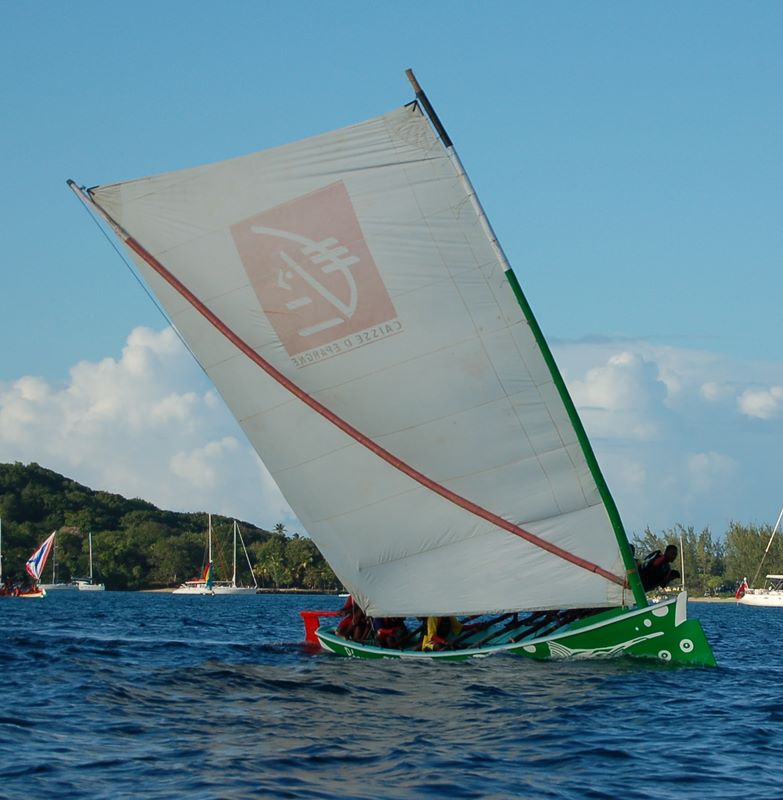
[76,99,637,615]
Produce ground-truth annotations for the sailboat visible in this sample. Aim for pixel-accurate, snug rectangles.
[211,520,258,595]
[0,524,55,599]
[70,70,715,665]
[39,529,78,591]
[737,506,783,607]
[19,531,56,599]
[74,532,105,591]
[172,514,216,595]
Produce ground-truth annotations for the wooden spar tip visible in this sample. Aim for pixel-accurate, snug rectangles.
[404,68,453,149]
[66,178,84,197]
[66,179,96,199]
[67,179,92,205]
[405,68,422,95]
[67,179,101,200]
[67,179,131,243]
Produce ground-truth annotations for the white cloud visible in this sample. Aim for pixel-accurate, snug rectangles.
[554,338,783,534]
[700,381,735,402]
[567,350,666,441]
[738,386,783,419]
[3,326,783,538]
[686,451,738,494]
[170,437,240,490]
[0,326,295,530]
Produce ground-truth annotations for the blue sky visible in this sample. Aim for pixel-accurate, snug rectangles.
[1,2,781,538]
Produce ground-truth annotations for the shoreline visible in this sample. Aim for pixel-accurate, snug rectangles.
[138,587,343,595]
[687,596,736,603]
[138,588,736,602]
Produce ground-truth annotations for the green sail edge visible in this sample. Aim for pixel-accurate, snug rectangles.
[503,267,648,609]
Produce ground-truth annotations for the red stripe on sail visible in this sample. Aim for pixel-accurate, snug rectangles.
[119,232,625,588]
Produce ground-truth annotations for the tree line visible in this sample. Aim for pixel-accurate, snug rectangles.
[0,462,341,592]
[632,521,783,595]
[1,461,779,595]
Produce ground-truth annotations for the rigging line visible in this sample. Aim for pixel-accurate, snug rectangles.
[71,181,626,589]
[750,505,783,588]
[73,188,208,380]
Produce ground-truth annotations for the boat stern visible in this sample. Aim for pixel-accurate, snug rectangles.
[514,592,716,667]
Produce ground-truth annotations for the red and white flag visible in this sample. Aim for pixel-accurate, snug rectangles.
[735,578,748,600]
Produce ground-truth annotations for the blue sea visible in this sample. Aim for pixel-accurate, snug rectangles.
[0,593,779,799]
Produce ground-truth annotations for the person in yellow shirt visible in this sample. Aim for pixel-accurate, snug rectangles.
[421,616,462,651]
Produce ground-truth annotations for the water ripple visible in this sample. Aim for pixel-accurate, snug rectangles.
[0,595,779,797]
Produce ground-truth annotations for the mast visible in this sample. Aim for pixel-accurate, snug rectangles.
[89,532,94,583]
[751,506,783,588]
[236,522,258,589]
[405,68,648,609]
[232,520,238,587]
[1,518,3,583]
[208,513,213,567]
[680,532,686,592]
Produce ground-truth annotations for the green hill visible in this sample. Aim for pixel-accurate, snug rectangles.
[0,461,339,591]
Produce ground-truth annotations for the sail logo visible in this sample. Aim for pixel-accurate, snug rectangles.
[231,181,398,362]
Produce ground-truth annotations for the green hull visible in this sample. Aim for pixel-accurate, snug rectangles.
[315,592,716,667]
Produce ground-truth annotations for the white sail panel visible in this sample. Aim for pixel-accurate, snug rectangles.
[92,104,630,615]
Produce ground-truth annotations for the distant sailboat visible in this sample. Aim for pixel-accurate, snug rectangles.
[211,521,258,595]
[173,515,216,595]
[71,69,716,665]
[20,531,56,599]
[737,507,783,607]
[74,532,105,592]
[39,530,78,591]
[174,516,256,595]
[1,525,54,599]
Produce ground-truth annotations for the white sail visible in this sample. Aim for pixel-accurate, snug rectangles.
[87,103,632,616]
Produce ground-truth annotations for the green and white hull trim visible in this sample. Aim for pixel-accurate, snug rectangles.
[316,593,716,667]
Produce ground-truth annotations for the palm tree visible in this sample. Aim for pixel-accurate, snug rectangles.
[273,522,287,536]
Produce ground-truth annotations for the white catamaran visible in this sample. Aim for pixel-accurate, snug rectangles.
[70,70,715,665]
